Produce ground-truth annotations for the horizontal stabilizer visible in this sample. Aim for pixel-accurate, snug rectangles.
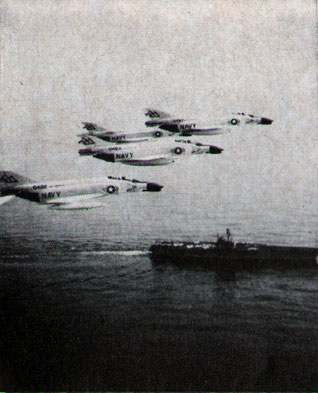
[0,195,16,205]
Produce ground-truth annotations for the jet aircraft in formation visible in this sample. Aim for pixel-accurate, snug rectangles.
[78,108,273,166]
[80,122,174,143]
[0,171,163,210]
[1,107,273,211]
[144,108,273,135]
[79,109,273,144]
[79,137,223,166]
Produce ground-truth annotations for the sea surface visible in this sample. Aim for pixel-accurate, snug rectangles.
[1,186,318,391]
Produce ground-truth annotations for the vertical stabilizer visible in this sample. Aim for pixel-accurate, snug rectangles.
[144,108,171,119]
[0,171,34,194]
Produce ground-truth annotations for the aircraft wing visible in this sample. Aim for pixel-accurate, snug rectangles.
[179,127,228,136]
[121,155,175,166]
[45,193,106,210]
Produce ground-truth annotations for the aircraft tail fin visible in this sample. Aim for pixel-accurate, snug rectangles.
[82,122,106,132]
[144,108,171,119]
[0,171,34,190]
[0,171,34,201]
[82,122,115,135]
[78,135,101,146]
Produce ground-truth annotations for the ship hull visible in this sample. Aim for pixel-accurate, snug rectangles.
[150,243,318,269]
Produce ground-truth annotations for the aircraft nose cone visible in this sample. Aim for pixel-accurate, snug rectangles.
[260,117,273,125]
[146,182,164,192]
[209,146,223,154]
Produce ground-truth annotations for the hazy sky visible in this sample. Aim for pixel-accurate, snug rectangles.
[1,0,317,202]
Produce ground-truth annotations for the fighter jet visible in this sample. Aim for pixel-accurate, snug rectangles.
[0,171,163,210]
[79,137,223,166]
[79,122,173,144]
[144,108,273,136]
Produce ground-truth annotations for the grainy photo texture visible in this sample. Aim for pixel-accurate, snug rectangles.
[0,0,317,390]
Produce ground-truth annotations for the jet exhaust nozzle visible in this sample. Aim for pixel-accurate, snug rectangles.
[79,148,94,156]
[260,117,273,125]
[209,146,223,154]
[145,120,160,127]
[146,182,163,192]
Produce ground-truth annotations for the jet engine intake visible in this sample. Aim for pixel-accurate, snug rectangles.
[173,147,185,155]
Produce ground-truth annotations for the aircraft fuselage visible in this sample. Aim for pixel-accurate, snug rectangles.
[79,139,223,166]
[4,177,161,204]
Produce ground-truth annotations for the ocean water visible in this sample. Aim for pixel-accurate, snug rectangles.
[1,180,318,391]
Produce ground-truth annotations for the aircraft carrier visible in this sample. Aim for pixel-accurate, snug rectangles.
[150,230,318,269]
